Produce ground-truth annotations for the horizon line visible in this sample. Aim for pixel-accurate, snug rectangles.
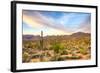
[23,31,91,36]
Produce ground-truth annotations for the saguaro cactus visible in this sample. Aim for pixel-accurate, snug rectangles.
[40,30,43,50]
[40,30,44,61]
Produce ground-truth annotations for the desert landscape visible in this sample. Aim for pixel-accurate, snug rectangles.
[22,10,91,63]
[22,32,91,63]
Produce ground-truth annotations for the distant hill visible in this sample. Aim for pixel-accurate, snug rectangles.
[23,32,90,41]
[23,35,40,41]
[70,32,90,38]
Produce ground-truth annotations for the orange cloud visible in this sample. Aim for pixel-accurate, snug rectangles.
[23,14,43,28]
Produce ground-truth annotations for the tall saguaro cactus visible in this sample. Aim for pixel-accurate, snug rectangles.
[40,30,44,61]
[40,30,43,50]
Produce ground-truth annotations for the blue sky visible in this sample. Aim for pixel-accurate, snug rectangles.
[22,10,91,36]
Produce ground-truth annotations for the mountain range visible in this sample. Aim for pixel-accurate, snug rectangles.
[23,32,90,41]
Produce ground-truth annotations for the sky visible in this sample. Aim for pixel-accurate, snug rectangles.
[22,10,91,36]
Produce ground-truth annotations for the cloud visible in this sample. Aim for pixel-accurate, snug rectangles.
[23,10,91,35]
[23,14,43,28]
[23,11,71,33]
[77,15,91,33]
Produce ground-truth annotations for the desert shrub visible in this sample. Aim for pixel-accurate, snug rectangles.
[61,50,68,55]
[79,47,87,55]
[66,56,81,60]
[71,56,81,59]
[57,57,67,61]
[22,52,30,62]
[51,43,65,54]
[50,55,59,61]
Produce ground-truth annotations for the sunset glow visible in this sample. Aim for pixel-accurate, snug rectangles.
[22,10,91,36]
